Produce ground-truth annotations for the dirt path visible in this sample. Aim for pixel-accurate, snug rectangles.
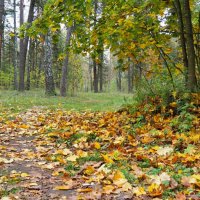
[0,108,77,200]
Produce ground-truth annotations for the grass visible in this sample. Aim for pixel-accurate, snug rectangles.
[0,89,134,112]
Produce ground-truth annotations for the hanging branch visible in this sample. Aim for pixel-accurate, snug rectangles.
[155,44,176,91]
[136,62,156,96]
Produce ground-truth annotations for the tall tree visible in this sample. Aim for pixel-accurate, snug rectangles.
[0,0,4,69]
[44,33,56,95]
[93,0,98,93]
[13,0,18,89]
[60,26,73,97]
[19,0,36,91]
[183,0,198,91]
[128,58,133,93]
[19,0,25,91]
[174,0,188,83]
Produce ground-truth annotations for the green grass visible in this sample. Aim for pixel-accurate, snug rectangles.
[0,89,134,112]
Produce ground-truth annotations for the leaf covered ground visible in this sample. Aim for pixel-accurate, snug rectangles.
[0,95,200,200]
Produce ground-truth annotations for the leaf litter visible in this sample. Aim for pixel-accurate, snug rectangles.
[0,96,199,199]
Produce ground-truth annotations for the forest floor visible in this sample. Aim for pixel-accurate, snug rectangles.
[0,94,200,200]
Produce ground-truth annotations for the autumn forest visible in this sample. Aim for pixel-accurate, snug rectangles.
[0,0,199,199]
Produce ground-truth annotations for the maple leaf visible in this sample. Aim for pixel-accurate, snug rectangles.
[84,166,95,175]
[66,154,79,162]
[102,185,115,194]
[181,176,196,187]
[148,183,163,197]
[56,148,72,155]
[113,170,127,187]
[156,146,173,156]
[102,154,114,164]
[132,187,146,196]
[113,136,125,145]
[93,142,100,149]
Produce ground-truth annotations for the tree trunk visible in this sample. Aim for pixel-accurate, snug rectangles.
[93,0,98,93]
[60,26,73,97]
[0,0,4,69]
[174,0,188,83]
[128,58,133,93]
[26,40,34,90]
[93,59,98,93]
[98,50,104,92]
[18,0,36,91]
[117,69,122,91]
[44,34,56,96]
[19,0,25,91]
[13,0,18,89]
[183,0,198,91]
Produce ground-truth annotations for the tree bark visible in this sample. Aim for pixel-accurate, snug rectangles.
[44,34,56,95]
[26,39,34,90]
[18,0,36,91]
[128,58,133,93]
[93,0,99,93]
[117,69,122,91]
[174,0,188,83]
[0,0,4,69]
[60,26,73,97]
[98,50,104,92]
[19,0,25,91]
[13,0,18,90]
[183,0,198,91]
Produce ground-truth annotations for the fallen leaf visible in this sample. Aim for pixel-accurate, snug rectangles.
[77,188,93,192]
[66,154,79,162]
[132,186,146,196]
[148,183,163,197]
[102,154,114,164]
[102,185,115,194]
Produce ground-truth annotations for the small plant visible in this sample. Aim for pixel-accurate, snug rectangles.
[121,169,136,184]
[87,133,97,142]
[66,132,85,146]
[77,152,103,165]
[65,162,80,176]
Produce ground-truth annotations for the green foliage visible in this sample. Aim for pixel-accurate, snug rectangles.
[68,54,83,96]
[121,169,136,184]
[77,152,103,165]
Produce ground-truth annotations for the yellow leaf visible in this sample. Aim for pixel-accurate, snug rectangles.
[102,185,115,194]
[94,142,101,149]
[54,185,72,190]
[113,170,127,187]
[77,150,88,157]
[132,187,146,196]
[121,182,132,191]
[84,166,95,175]
[77,188,93,192]
[56,149,72,155]
[170,102,177,108]
[148,183,163,197]
[21,173,30,178]
[29,182,38,186]
[113,136,125,145]
[102,154,114,164]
